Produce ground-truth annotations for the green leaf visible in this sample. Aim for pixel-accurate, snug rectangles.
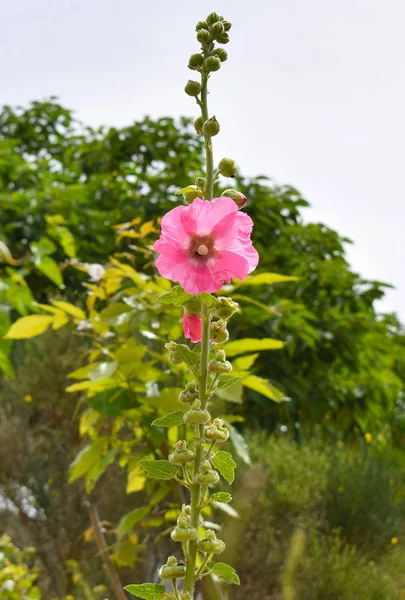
[30,238,56,258]
[85,447,117,494]
[124,583,166,600]
[198,293,217,309]
[99,302,133,326]
[159,285,192,307]
[225,338,283,356]
[35,256,63,286]
[138,459,178,480]
[51,300,86,320]
[210,492,232,504]
[88,361,118,382]
[212,451,236,484]
[217,376,243,391]
[226,423,251,465]
[212,562,240,585]
[0,349,15,378]
[117,506,150,541]
[175,185,199,195]
[243,375,288,403]
[69,439,106,483]
[175,345,200,367]
[87,388,134,417]
[152,411,185,427]
[232,353,259,371]
[234,272,298,286]
[4,315,54,339]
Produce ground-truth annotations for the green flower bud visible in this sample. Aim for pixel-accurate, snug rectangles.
[194,116,204,134]
[194,460,220,485]
[214,296,241,320]
[184,399,211,425]
[204,418,230,443]
[214,48,228,62]
[188,53,204,70]
[217,32,230,44]
[197,29,211,44]
[165,342,190,366]
[195,20,208,31]
[208,349,232,374]
[222,20,232,31]
[179,380,199,404]
[171,516,198,542]
[221,188,247,208]
[159,556,186,580]
[210,320,229,344]
[169,440,195,465]
[206,11,220,25]
[184,296,202,317]
[195,177,206,189]
[205,56,221,73]
[217,157,237,177]
[211,21,225,39]
[197,530,226,554]
[181,504,204,526]
[203,116,220,137]
[185,80,202,96]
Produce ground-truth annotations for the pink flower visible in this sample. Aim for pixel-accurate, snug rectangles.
[154,197,259,294]
[183,312,202,343]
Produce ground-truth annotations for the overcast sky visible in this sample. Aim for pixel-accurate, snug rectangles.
[2,0,404,318]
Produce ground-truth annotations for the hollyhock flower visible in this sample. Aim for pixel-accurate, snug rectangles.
[154,197,259,294]
[183,312,202,343]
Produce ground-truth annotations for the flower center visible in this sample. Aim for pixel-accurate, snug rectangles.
[197,244,209,256]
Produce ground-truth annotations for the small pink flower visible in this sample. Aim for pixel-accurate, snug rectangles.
[154,197,259,294]
[183,312,202,343]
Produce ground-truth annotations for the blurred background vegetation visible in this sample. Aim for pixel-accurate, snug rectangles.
[1,99,405,599]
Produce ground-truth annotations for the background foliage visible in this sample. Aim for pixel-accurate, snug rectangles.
[1,99,405,598]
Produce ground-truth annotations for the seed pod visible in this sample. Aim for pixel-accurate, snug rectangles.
[185,80,202,96]
[202,116,220,137]
[158,556,186,580]
[169,441,195,465]
[197,529,226,554]
[184,400,211,425]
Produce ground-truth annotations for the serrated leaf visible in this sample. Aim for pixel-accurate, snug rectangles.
[212,562,240,585]
[198,293,217,309]
[225,338,283,356]
[117,506,150,541]
[217,376,243,391]
[212,451,236,484]
[226,422,251,465]
[243,375,288,403]
[174,345,200,367]
[234,272,298,286]
[152,411,185,427]
[138,459,178,480]
[210,492,232,504]
[4,315,54,339]
[159,285,192,307]
[124,583,166,599]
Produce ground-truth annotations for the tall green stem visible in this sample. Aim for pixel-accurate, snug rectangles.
[184,307,210,596]
[201,70,214,201]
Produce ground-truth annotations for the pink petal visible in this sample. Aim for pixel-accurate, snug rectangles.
[183,312,202,343]
[180,197,238,237]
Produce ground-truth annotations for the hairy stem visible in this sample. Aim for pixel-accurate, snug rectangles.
[184,306,211,596]
[201,69,214,201]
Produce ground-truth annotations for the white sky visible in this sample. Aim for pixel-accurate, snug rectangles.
[2,0,405,318]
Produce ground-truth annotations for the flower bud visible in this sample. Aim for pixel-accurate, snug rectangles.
[217,32,230,44]
[210,320,229,344]
[194,460,220,485]
[214,48,228,62]
[194,116,204,134]
[165,342,190,366]
[217,158,237,177]
[222,188,247,208]
[169,440,195,465]
[178,380,199,404]
[188,53,204,70]
[171,516,198,542]
[222,20,232,31]
[185,80,201,96]
[203,116,220,137]
[204,418,230,443]
[214,297,241,320]
[197,530,226,554]
[184,190,200,204]
[195,177,206,189]
[206,11,220,25]
[184,399,211,425]
[208,349,232,374]
[211,21,225,38]
[205,56,221,73]
[159,556,186,580]
[181,504,204,526]
[197,28,211,44]
[195,20,208,31]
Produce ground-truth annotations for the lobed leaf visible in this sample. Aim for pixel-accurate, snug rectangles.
[212,451,236,484]
[152,411,185,427]
[212,562,240,585]
[158,285,192,307]
[138,459,178,480]
[124,583,166,599]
